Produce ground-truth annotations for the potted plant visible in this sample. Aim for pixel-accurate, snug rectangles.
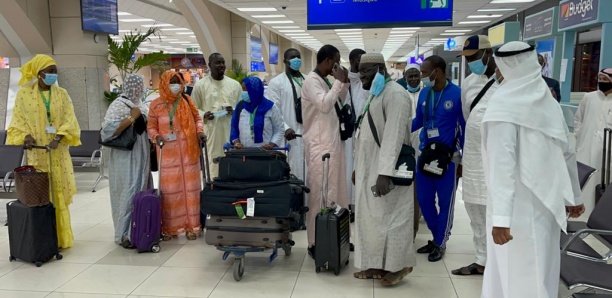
[226,59,255,83]
[105,27,170,103]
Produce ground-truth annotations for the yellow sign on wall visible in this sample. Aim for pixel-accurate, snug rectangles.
[488,24,506,47]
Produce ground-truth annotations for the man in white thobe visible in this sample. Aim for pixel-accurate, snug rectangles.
[265,48,307,180]
[192,53,242,178]
[346,48,368,207]
[353,53,416,286]
[452,35,498,276]
[574,68,612,217]
[405,63,423,237]
[481,41,584,298]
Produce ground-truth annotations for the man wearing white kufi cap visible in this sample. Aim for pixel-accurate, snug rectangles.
[480,41,584,298]
[352,53,416,286]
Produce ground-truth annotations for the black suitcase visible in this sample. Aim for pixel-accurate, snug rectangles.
[201,180,296,217]
[314,153,350,275]
[289,175,309,231]
[7,201,62,267]
[217,148,290,182]
[596,128,612,203]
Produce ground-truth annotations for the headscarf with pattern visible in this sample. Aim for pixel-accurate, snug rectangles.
[19,54,56,87]
[103,74,144,123]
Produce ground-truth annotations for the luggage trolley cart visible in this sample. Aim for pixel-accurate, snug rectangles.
[201,143,297,281]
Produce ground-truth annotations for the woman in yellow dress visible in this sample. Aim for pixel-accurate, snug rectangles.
[6,54,81,249]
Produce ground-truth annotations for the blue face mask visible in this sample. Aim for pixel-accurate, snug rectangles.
[42,73,58,86]
[407,84,421,93]
[289,58,302,71]
[241,91,250,103]
[468,54,489,75]
[421,70,435,88]
[370,69,386,97]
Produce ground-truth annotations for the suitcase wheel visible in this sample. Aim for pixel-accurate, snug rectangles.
[35,261,43,267]
[56,253,63,260]
[334,268,340,276]
[233,257,245,281]
[282,244,292,256]
[315,267,321,273]
[8,256,15,262]
[345,260,349,266]
[151,245,161,253]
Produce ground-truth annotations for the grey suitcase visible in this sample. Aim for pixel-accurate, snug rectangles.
[205,215,291,248]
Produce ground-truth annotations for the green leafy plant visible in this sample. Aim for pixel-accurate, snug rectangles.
[225,59,255,83]
[105,27,169,103]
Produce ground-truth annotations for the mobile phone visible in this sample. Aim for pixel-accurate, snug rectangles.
[371,182,396,197]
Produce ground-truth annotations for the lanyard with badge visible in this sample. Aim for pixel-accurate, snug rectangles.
[40,89,57,134]
[423,82,447,139]
[165,98,180,141]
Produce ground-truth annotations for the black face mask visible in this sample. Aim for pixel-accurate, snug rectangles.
[599,82,612,93]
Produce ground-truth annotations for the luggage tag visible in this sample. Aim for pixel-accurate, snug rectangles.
[45,125,57,134]
[427,128,440,139]
[213,110,228,118]
[423,160,444,175]
[165,132,177,142]
[246,197,255,217]
[394,162,413,179]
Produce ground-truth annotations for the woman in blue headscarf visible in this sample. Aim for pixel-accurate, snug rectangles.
[230,77,284,150]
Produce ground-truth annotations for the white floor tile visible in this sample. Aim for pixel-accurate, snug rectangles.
[132,267,225,297]
[162,243,233,270]
[452,278,482,298]
[46,293,126,298]
[96,244,182,267]
[59,241,118,264]
[0,290,49,298]
[0,262,89,292]
[211,270,299,298]
[292,268,373,298]
[74,223,115,242]
[56,264,157,295]
[374,276,458,298]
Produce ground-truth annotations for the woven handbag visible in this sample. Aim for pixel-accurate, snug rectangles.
[14,166,50,207]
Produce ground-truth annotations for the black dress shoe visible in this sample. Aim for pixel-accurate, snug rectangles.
[417,240,436,254]
[308,246,316,260]
[428,245,446,262]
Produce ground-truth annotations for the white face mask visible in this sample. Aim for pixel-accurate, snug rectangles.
[169,84,182,95]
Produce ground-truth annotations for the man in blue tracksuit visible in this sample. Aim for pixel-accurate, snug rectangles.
[412,55,465,262]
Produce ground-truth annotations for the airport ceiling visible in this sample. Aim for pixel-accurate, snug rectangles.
[117,0,547,62]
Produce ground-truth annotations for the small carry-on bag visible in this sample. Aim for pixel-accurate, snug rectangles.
[14,146,51,207]
[7,200,62,267]
[314,153,351,275]
[130,142,163,253]
[216,148,290,182]
[205,215,291,248]
[596,128,612,203]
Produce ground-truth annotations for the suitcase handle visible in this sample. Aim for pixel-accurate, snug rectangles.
[201,140,212,184]
[223,142,291,152]
[321,153,331,210]
[25,145,54,202]
[602,128,612,190]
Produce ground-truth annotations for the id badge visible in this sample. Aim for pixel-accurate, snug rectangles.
[165,132,177,142]
[45,126,57,134]
[427,128,440,139]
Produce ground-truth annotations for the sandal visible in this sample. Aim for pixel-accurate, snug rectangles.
[354,269,388,280]
[380,267,413,287]
[186,231,198,240]
[120,238,135,249]
[451,263,485,276]
[161,234,173,241]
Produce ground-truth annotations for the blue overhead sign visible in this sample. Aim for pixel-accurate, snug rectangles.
[307,0,453,30]
[558,0,599,30]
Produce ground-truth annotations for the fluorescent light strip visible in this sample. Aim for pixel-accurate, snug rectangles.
[119,30,131,33]
[286,33,311,36]
[335,29,361,32]
[169,41,189,44]
[388,34,413,37]
[262,20,294,24]
[490,0,535,3]
[445,29,472,32]
[237,7,277,12]
[279,30,305,33]
[336,32,362,35]
[458,20,491,24]
[440,33,466,36]
[430,38,448,41]
[117,12,132,16]
[161,28,191,31]
[272,26,300,29]
[467,14,503,18]
[176,32,195,35]
[119,18,154,22]
[392,27,421,30]
[252,14,286,18]
[141,24,174,27]
[478,8,516,12]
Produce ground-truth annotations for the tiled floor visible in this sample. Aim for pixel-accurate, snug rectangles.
[0,173,593,297]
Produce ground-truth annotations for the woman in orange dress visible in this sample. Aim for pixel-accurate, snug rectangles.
[147,70,206,240]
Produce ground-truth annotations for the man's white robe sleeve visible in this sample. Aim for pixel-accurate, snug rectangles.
[485,121,518,228]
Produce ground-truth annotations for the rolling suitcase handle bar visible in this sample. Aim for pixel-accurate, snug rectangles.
[155,140,164,196]
[201,140,211,183]
[602,128,612,191]
[320,153,331,210]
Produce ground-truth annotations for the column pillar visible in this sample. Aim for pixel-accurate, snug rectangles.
[560,31,576,103]
[600,22,612,69]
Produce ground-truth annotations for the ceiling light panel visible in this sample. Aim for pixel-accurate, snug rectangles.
[467,14,503,18]
[478,8,516,11]
[119,18,154,22]
[262,20,294,24]
[459,20,491,24]
[252,15,286,18]
[237,7,277,12]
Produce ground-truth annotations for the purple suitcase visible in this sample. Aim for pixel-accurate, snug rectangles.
[130,142,163,253]
[131,189,162,253]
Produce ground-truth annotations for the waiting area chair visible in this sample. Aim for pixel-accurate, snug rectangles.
[560,185,612,295]
[573,294,612,298]
[567,162,598,233]
[69,130,106,192]
[0,145,25,193]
